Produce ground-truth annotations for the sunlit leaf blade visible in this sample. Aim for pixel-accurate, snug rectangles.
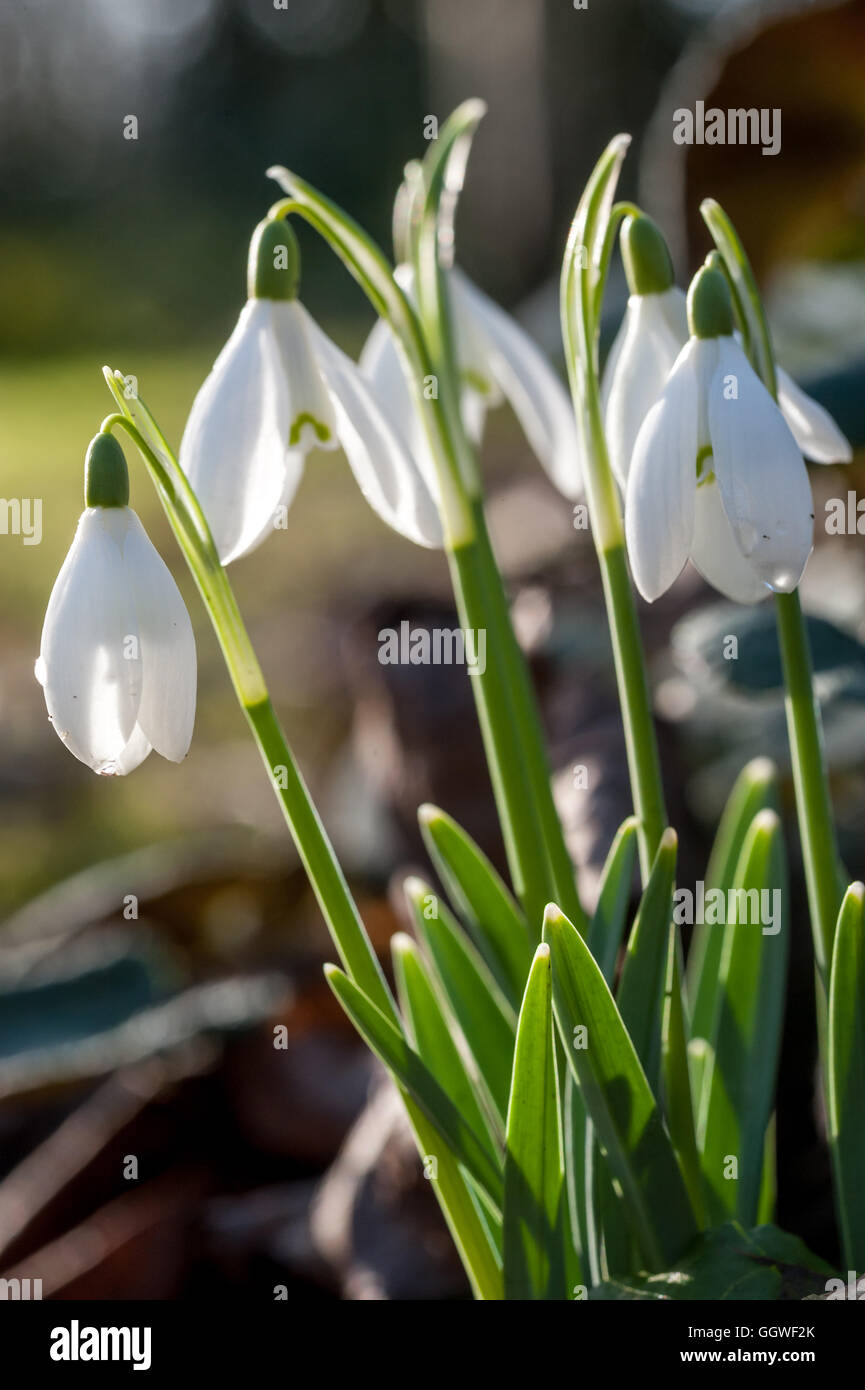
[588,816,639,982]
[543,905,697,1270]
[419,804,533,1007]
[392,932,500,1149]
[405,880,515,1128]
[324,965,503,1209]
[827,881,865,1269]
[400,1097,503,1300]
[661,925,704,1225]
[503,945,566,1299]
[405,876,516,1126]
[616,828,677,1092]
[698,811,788,1226]
[563,1067,594,1282]
[688,757,779,1042]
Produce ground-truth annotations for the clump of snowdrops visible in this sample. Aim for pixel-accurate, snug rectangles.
[37,103,863,1300]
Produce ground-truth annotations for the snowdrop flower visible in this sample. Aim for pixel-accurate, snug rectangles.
[625,263,820,604]
[36,434,196,776]
[603,215,690,489]
[360,263,583,501]
[180,218,442,564]
[605,215,851,489]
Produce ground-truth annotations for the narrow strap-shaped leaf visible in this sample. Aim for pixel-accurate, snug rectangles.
[324,965,503,1209]
[405,876,516,1127]
[543,906,697,1271]
[616,828,677,1092]
[419,804,533,1007]
[688,757,779,1039]
[392,932,501,1149]
[563,1067,594,1283]
[400,1097,503,1300]
[827,881,865,1269]
[757,1115,777,1226]
[661,924,705,1225]
[588,816,639,981]
[698,810,788,1226]
[503,945,566,1299]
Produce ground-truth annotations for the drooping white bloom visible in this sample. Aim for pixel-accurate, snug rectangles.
[360,264,583,501]
[180,218,442,565]
[604,214,851,490]
[37,501,196,777]
[625,265,819,604]
[603,287,688,489]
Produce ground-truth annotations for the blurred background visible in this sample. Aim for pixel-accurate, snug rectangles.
[1,0,865,1300]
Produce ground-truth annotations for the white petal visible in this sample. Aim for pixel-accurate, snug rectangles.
[269,300,339,452]
[123,510,197,762]
[600,312,627,414]
[777,366,852,464]
[691,476,769,605]
[180,300,298,564]
[113,724,153,776]
[38,508,142,772]
[604,291,688,487]
[359,310,440,499]
[448,269,583,499]
[625,339,700,601]
[307,315,443,548]
[709,338,814,593]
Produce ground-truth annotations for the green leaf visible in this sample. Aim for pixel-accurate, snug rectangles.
[589,1222,834,1301]
[688,757,779,1056]
[588,816,638,982]
[392,932,500,1150]
[698,811,788,1226]
[404,876,516,1127]
[661,925,704,1225]
[827,881,865,1269]
[324,965,503,1209]
[419,804,533,1007]
[400,1097,503,1300]
[543,905,697,1271]
[503,945,566,1299]
[757,1115,777,1225]
[616,828,677,1091]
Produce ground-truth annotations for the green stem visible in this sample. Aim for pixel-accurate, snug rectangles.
[469,500,587,932]
[700,199,844,970]
[597,545,667,878]
[774,592,842,972]
[561,140,667,881]
[105,410,397,1023]
[412,113,585,930]
[275,140,585,931]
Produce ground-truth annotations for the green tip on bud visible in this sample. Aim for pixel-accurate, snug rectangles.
[621,214,675,296]
[248,217,300,301]
[687,264,734,340]
[85,432,129,508]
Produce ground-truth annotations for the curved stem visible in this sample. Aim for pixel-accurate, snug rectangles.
[700,199,843,971]
[272,150,586,931]
[561,140,667,881]
[105,406,398,1023]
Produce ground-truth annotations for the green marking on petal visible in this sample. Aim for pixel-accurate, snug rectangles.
[696,446,714,484]
[462,367,496,397]
[289,413,332,447]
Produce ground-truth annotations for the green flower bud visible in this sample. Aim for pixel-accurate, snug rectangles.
[687,265,734,340]
[621,214,675,296]
[85,433,129,508]
[247,217,300,301]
